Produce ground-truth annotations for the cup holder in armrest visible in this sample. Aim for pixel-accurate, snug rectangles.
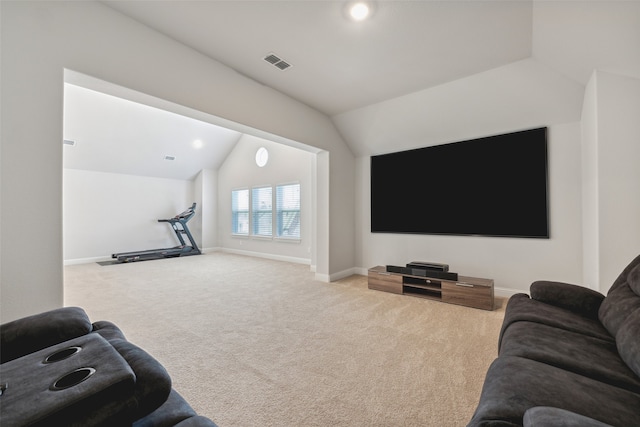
[43,346,82,363]
[50,367,96,390]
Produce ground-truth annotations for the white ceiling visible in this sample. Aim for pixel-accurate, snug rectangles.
[102,0,533,116]
[64,83,242,180]
[65,1,640,179]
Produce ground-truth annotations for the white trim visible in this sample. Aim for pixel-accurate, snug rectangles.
[201,247,222,254]
[64,256,112,266]
[494,286,525,299]
[220,248,310,266]
[329,267,360,282]
[354,267,370,276]
[315,272,330,282]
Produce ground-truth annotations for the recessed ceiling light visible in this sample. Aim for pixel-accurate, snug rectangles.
[193,139,203,149]
[350,2,370,21]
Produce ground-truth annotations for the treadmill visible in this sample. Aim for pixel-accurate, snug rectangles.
[111,203,202,263]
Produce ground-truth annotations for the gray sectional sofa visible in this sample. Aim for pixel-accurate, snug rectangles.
[468,254,640,426]
[0,307,217,426]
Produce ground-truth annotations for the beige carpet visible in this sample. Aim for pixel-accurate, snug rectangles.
[64,253,506,427]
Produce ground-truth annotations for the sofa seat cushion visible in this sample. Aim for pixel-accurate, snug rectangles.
[499,321,640,393]
[467,356,640,427]
[499,295,613,349]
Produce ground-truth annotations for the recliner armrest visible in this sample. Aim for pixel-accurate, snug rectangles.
[0,307,92,363]
[108,338,173,420]
[530,281,604,320]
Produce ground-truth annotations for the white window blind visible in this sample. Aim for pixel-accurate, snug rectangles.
[276,183,300,239]
[252,186,273,237]
[231,189,249,235]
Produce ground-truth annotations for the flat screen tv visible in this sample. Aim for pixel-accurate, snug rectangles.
[370,127,549,238]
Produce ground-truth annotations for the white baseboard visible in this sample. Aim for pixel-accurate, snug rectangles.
[201,247,222,254]
[494,286,527,299]
[220,248,311,266]
[64,256,112,266]
[329,267,361,282]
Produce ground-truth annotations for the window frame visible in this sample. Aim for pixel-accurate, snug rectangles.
[275,183,301,241]
[231,182,301,243]
[251,185,273,238]
[231,188,250,236]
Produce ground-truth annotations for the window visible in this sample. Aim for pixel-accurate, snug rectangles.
[231,189,249,235]
[252,186,272,237]
[276,184,300,239]
[232,183,301,240]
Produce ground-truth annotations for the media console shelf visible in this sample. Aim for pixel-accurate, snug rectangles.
[368,266,495,310]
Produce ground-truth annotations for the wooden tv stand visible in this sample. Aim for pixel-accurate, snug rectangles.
[368,266,494,310]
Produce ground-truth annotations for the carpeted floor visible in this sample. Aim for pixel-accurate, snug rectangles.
[64,252,507,427]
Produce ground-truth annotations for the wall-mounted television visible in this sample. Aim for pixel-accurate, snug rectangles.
[370,127,549,238]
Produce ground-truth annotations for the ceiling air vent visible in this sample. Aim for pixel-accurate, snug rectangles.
[164,155,176,161]
[63,139,76,147]
[263,53,292,71]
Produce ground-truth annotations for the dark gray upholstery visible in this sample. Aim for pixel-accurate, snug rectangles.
[469,254,640,427]
[133,389,218,427]
[0,307,217,427]
[523,407,614,427]
[497,294,613,348]
[0,306,92,363]
[499,321,640,393]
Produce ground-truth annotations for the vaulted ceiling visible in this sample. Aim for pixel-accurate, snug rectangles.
[64,1,640,179]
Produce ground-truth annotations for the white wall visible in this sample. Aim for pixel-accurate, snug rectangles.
[581,73,600,289]
[582,71,640,293]
[333,58,585,158]
[194,169,218,252]
[355,123,584,295]
[63,169,194,262]
[1,1,354,322]
[218,135,314,263]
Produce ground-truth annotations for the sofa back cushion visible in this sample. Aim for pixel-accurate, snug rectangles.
[616,308,640,379]
[599,257,640,337]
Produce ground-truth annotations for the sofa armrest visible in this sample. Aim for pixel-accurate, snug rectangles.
[0,307,92,363]
[530,281,604,320]
[524,406,614,427]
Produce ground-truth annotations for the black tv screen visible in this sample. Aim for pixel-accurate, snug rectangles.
[370,127,549,238]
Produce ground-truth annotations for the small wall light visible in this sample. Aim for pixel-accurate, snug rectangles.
[256,147,269,167]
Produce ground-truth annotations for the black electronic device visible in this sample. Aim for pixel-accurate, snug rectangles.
[407,269,459,281]
[370,127,549,238]
[111,203,201,263]
[387,265,458,280]
[406,261,449,272]
[386,265,404,274]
